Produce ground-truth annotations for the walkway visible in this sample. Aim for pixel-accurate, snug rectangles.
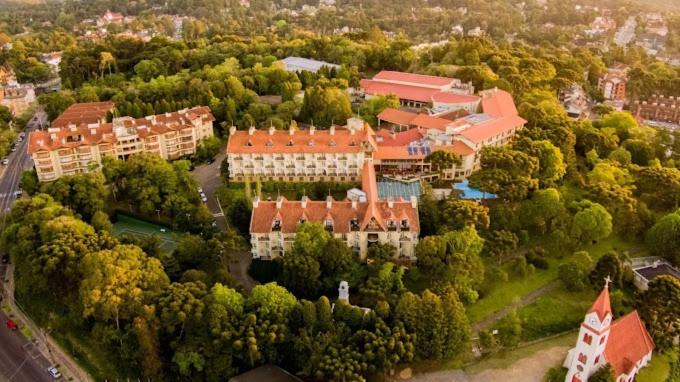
[472,280,559,332]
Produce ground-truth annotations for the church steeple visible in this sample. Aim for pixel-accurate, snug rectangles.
[587,278,612,322]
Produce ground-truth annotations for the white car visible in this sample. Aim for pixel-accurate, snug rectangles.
[201,195,208,203]
[10,147,16,152]
[1,159,8,165]
[47,366,61,379]
[13,190,23,197]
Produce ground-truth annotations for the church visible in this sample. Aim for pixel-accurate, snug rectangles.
[563,280,655,382]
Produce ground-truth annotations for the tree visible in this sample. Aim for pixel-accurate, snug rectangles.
[80,244,169,330]
[439,198,490,232]
[158,281,207,337]
[589,363,616,382]
[623,139,655,166]
[558,252,593,292]
[366,243,395,264]
[358,94,399,126]
[645,209,680,266]
[514,139,566,186]
[299,84,352,127]
[40,173,108,220]
[485,230,519,265]
[281,251,321,298]
[468,146,539,201]
[637,275,680,350]
[38,91,76,121]
[588,251,623,289]
[569,200,612,246]
[520,188,568,235]
[495,309,522,347]
[425,151,462,178]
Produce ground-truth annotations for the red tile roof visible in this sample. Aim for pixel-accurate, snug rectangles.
[458,115,526,144]
[410,113,453,130]
[432,92,480,104]
[588,287,612,322]
[605,310,654,376]
[360,79,439,103]
[373,71,455,88]
[480,88,518,118]
[29,106,214,154]
[377,108,418,126]
[227,125,375,154]
[376,128,423,146]
[50,101,115,128]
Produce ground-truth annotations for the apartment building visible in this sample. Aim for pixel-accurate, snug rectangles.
[631,94,680,124]
[249,161,419,261]
[226,117,375,182]
[28,106,214,181]
[598,64,629,102]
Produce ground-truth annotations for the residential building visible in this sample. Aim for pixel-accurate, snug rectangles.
[50,101,115,128]
[226,118,373,182]
[598,64,628,101]
[631,94,680,124]
[559,84,589,118]
[278,57,340,73]
[41,52,63,72]
[360,70,475,109]
[629,257,680,291]
[584,16,616,37]
[97,10,125,27]
[564,283,654,382]
[249,161,419,261]
[0,84,35,116]
[28,106,214,181]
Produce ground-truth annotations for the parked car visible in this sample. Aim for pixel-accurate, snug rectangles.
[6,319,17,331]
[13,190,23,197]
[10,146,16,152]
[1,158,8,165]
[47,366,61,379]
[201,195,208,202]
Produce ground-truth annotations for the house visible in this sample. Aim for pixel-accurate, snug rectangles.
[0,84,35,116]
[50,101,115,128]
[97,10,124,27]
[360,70,475,109]
[564,281,654,382]
[631,95,680,124]
[598,64,628,102]
[28,105,214,181]
[41,52,63,72]
[278,56,339,73]
[630,257,680,290]
[559,84,588,118]
[249,160,419,261]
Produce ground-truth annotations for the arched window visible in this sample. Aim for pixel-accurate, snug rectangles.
[583,333,592,345]
[578,353,588,364]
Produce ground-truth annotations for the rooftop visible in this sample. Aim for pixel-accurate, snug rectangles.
[373,70,455,88]
[605,310,655,376]
[280,56,339,72]
[50,101,115,128]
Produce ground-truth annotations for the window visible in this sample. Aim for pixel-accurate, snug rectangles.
[594,355,600,364]
[583,333,592,345]
[578,353,587,364]
[600,336,606,345]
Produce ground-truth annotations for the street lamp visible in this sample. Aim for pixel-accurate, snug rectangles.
[156,209,161,220]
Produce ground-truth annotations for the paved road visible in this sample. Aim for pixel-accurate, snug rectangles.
[0,265,54,382]
[0,113,42,214]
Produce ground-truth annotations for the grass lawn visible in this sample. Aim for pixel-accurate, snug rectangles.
[637,351,677,382]
[467,235,640,324]
[463,331,577,374]
[517,286,596,341]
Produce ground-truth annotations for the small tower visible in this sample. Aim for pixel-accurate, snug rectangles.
[338,281,349,303]
[565,277,613,382]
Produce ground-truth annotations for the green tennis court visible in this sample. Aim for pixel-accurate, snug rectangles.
[112,214,179,253]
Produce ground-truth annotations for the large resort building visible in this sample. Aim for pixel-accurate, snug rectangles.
[28,103,215,181]
[249,161,419,261]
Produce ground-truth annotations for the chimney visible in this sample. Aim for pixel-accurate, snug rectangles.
[253,196,260,208]
[350,127,355,136]
[269,125,275,135]
[309,124,315,136]
[248,126,255,135]
[289,125,295,136]
[326,195,333,209]
[276,195,283,209]
[50,133,57,140]
[229,125,236,136]
[301,195,308,209]
[387,196,394,208]
[410,195,418,208]
[329,125,335,135]
[351,198,357,209]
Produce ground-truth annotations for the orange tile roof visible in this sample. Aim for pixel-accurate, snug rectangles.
[377,108,418,126]
[588,286,612,322]
[605,310,654,376]
[373,146,422,160]
[50,101,115,128]
[480,88,518,118]
[431,92,480,104]
[376,128,423,146]
[373,71,455,87]
[29,106,214,154]
[410,114,453,130]
[360,79,440,103]
[227,125,374,154]
[458,115,526,144]
[441,141,475,156]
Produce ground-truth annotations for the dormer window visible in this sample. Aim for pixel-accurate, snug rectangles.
[350,218,360,231]
[246,140,253,147]
[299,218,306,225]
[387,220,397,230]
[265,140,273,147]
[325,219,334,231]
[272,219,281,231]
[349,140,357,146]
[308,140,315,147]
[329,139,336,146]
[287,139,294,146]
[401,219,410,229]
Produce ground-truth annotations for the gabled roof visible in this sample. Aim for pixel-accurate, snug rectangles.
[605,310,655,376]
[377,108,418,126]
[431,92,480,104]
[588,287,612,322]
[376,128,423,147]
[373,71,455,87]
[227,125,371,154]
[50,101,115,128]
[410,114,453,130]
[360,79,439,103]
[480,88,519,118]
[458,115,526,144]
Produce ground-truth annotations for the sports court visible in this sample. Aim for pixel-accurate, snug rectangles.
[112,214,179,253]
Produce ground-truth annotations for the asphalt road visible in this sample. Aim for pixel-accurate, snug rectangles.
[0,111,56,382]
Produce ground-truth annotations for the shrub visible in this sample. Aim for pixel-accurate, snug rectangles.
[248,259,282,283]
[544,367,568,382]
[558,261,588,292]
[526,248,549,269]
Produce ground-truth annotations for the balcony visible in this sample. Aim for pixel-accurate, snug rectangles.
[350,219,360,231]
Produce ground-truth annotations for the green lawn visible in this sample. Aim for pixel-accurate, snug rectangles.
[637,351,677,382]
[517,286,596,341]
[467,235,640,325]
[463,331,577,374]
